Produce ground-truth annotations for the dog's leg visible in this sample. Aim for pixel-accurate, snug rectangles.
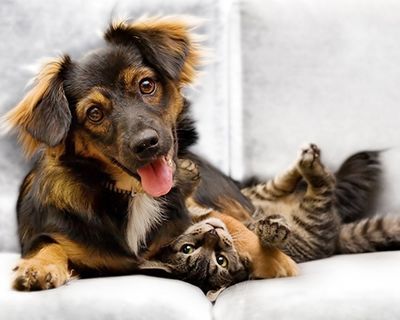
[12,235,139,291]
[12,243,70,291]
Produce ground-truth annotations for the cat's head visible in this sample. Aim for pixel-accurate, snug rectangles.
[147,217,249,300]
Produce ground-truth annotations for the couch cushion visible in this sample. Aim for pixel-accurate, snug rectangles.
[0,253,212,320]
[214,251,400,320]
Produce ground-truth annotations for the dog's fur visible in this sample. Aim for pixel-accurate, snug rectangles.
[4,17,223,290]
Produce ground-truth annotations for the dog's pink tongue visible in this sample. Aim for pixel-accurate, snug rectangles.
[137,158,173,197]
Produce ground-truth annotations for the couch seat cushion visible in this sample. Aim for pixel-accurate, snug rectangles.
[0,253,212,320]
[214,251,400,320]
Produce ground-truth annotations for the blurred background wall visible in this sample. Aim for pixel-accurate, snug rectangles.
[240,0,400,213]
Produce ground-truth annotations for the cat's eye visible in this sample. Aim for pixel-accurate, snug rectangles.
[139,78,156,95]
[216,254,228,268]
[87,106,104,123]
[181,244,195,254]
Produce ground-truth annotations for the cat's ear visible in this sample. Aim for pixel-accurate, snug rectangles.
[206,287,226,302]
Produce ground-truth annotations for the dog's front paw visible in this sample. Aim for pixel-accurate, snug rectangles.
[12,259,70,291]
[297,143,321,169]
[255,215,291,248]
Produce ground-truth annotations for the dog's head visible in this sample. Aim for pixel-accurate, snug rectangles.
[3,17,203,197]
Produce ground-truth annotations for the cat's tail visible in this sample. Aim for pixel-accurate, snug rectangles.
[337,215,400,253]
[334,151,382,223]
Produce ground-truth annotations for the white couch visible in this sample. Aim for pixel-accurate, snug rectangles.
[1,0,399,319]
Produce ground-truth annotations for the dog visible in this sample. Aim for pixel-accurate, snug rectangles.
[3,17,219,291]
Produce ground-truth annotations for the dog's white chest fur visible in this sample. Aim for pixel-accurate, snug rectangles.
[125,193,164,255]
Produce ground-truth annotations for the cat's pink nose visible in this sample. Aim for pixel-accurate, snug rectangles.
[204,229,219,247]
[206,222,224,230]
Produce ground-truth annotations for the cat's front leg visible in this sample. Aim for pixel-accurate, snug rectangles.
[175,158,201,198]
[252,214,291,248]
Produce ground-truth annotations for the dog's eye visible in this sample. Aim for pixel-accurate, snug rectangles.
[181,244,195,254]
[139,78,156,95]
[87,106,104,123]
[216,254,228,268]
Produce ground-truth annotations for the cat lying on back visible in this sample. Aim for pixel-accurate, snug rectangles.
[143,159,298,301]
[145,144,399,299]
[241,143,400,262]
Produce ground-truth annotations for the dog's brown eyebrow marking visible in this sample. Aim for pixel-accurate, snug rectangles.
[75,88,112,121]
[122,67,157,89]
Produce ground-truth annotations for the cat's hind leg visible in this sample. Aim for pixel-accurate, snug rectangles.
[291,143,339,260]
[241,164,301,201]
[296,143,335,206]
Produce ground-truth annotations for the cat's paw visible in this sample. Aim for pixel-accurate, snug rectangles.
[255,215,291,247]
[297,143,321,169]
[12,258,70,291]
[177,159,200,184]
[176,159,201,197]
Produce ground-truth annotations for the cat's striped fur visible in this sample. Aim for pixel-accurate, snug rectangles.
[338,215,400,253]
[241,144,399,263]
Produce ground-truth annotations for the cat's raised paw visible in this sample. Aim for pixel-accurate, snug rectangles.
[177,159,200,183]
[255,215,291,248]
[298,143,321,168]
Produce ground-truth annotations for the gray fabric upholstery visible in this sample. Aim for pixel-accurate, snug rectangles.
[2,252,400,320]
[214,251,400,320]
[0,253,212,320]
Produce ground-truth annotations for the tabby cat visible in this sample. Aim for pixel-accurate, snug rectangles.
[147,214,248,300]
[241,143,400,263]
[146,208,299,300]
[146,144,400,299]
[143,159,298,301]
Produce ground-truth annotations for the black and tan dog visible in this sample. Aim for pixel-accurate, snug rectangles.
[2,17,225,290]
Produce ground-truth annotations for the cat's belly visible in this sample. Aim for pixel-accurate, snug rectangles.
[252,195,301,222]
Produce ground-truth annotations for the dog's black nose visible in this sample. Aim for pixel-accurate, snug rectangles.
[131,129,159,158]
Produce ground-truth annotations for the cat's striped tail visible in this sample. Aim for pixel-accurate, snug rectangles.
[335,151,382,223]
[337,215,400,253]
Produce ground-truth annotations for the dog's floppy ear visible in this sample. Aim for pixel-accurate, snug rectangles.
[2,56,72,157]
[104,17,203,86]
